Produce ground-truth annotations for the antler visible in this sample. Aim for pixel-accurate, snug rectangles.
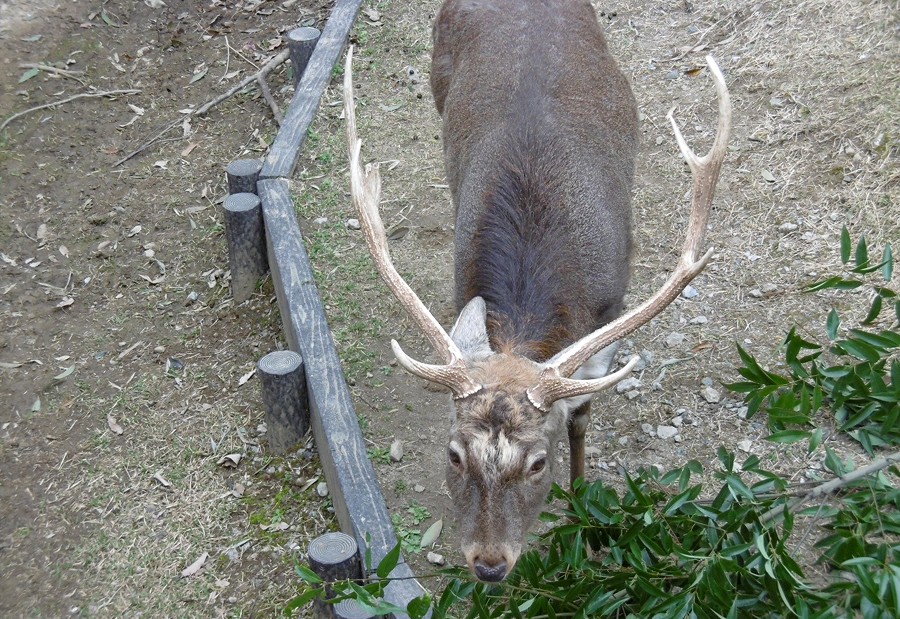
[527,55,732,412]
[343,48,481,399]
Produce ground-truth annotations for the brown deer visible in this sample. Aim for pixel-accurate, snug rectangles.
[343,0,730,583]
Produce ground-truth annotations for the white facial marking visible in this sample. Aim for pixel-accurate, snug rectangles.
[468,431,522,473]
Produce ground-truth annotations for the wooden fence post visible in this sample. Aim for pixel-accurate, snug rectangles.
[258,350,309,453]
[223,192,268,303]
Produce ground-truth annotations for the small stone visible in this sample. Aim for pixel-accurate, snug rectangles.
[749,288,763,298]
[389,440,403,462]
[256,423,267,435]
[414,484,425,493]
[144,249,155,258]
[737,406,749,419]
[681,285,699,299]
[701,386,721,403]
[616,377,641,393]
[665,332,685,348]
[674,434,683,443]
[316,481,328,497]
[617,436,629,446]
[664,69,679,80]
[701,377,714,387]
[346,218,361,230]
[737,439,752,453]
[761,283,778,294]
[426,551,445,566]
[626,391,640,400]
[154,345,166,353]
[641,423,655,436]
[671,415,683,427]
[657,425,678,439]
[314,217,328,226]
[778,222,798,233]
[184,290,198,306]
[689,315,708,324]
[598,460,610,469]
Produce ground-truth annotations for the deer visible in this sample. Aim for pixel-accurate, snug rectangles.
[342,0,730,583]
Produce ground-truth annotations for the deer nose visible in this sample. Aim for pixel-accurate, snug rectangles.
[473,558,507,582]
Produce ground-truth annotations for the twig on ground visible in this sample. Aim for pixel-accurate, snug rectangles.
[256,76,283,126]
[112,118,182,168]
[19,62,87,85]
[0,89,139,133]
[194,49,289,116]
[218,35,231,84]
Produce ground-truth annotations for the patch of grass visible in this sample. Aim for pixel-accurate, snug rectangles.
[367,445,391,464]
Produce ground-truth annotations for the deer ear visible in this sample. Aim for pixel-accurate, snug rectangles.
[450,296,493,361]
[570,340,621,381]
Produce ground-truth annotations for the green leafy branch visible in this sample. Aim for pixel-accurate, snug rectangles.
[726,227,898,454]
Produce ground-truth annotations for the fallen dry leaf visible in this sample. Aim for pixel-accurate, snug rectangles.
[181,551,208,577]
[237,368,256,386]
[139,274,165,285]
[216,453,242,468]
[107,414,124,435]
[55,297,74,309]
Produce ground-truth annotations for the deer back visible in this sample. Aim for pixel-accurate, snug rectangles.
[431,0,640,358]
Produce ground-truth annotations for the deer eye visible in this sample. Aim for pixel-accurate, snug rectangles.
[448,446,463,468]
[528,456,546,475]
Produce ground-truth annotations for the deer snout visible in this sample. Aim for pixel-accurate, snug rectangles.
[473,556,508,582]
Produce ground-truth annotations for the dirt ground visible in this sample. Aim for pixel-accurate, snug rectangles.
[1,0,898,617]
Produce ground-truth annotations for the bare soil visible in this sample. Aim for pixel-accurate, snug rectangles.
[1,0,898,617]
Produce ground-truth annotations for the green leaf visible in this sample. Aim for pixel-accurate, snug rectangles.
[804,276,843,292]
[405,594,432,619]
[293,564,323,584]
[862,295,883,324]
[100,9,119,27]
[855,233,869,268]
[826,308,840,340]
[765,429,811,443]
[841,226,851,263]
[18,67,39,83]
[808,428,823,454]
[834,338,881,362]
[725,474,755,500]
[283,588,320,615]
[376,542,401,579]
[883,243,893,281]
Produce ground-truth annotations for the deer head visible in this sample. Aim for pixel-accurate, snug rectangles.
[343,3,730,580]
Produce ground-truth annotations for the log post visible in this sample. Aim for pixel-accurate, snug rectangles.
[223,192,268,304]
[334,599,375,619]
[226,158,264,195]
[258,350,309,454]
[287,27,321,87]
[308,532,362,619]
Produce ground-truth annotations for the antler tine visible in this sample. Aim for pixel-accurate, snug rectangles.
[668,55,732,263]
[343,48,481,398]
[527,55,731,411]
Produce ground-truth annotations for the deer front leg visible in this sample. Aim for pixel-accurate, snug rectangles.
[567,401,591,487]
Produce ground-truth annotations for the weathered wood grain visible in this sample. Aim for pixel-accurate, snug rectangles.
[260,0,364,179]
